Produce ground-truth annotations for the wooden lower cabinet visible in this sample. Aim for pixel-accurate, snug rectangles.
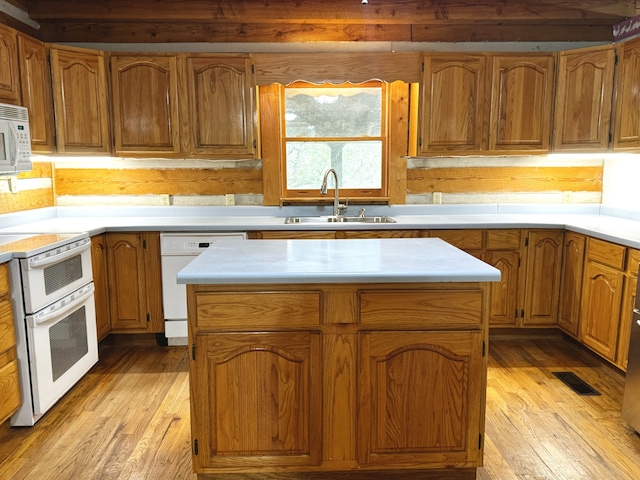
[579,260,624,361]
[557,232,586,337]
[618,274,638,370]
[192,332,323,469]
[521,230,563,326]
[91,235,111,340]
[0,263,21,424]
[106,232,164,333]
[484,250,520,325]
[358,330,484,467]
[189,282,487,476]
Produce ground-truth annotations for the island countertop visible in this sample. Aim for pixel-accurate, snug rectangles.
[177,237,501,285]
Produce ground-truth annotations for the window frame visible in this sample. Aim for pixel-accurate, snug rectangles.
[279,80,390,201]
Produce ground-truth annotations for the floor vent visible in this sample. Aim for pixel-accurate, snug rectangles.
[552,371,601,396]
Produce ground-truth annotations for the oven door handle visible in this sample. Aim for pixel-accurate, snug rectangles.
[28,239,91,270]
[28,283,94,327]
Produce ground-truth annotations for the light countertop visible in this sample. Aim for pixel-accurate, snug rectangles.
[2,204,640,252]
[176,237,502,285]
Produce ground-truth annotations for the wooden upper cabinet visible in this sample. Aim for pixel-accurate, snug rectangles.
[419,54,487,155]
[614,37,640,151]
[50,46,110,154]
[18,34,55,153]
[554,45,615,152]
[489,54,555,153]
[110,54,180,156]
[182,54,256,158]
[0,24,21,104]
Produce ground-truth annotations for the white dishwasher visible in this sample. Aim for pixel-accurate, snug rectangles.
[160,232,247,345]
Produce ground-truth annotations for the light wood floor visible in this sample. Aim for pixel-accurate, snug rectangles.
[1,334,640,479]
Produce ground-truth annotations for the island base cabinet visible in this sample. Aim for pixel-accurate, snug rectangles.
[188,282,488,477]
[190,332,323,471]
[358,331,485,468]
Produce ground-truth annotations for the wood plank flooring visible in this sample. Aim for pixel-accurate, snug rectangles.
[1,334,639,479]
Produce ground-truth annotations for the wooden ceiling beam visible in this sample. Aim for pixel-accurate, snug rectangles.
[26,0,634,23]
[36,22,413,43]
[35,21,615,44]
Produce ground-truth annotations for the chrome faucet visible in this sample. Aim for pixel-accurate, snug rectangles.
[320,168,348,217]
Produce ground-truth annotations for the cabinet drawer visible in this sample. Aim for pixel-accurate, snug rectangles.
[195,291,322,329]
[486,229,522,250]
[260,231,336,240]
[429,230,484,251]
[360,290,482,327]
[0,356,21,424]
[342,230,420,239]
[628,248,640,276]
[0,298,16,354]
[588,237,626,270]
[0,263,9,296]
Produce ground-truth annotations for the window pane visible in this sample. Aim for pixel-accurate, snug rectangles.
[285,87,382,138]
[286,141,382,190]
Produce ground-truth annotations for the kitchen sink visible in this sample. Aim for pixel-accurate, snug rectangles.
[284,216,396,224]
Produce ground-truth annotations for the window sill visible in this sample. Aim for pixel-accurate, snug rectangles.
[280,197,390,206]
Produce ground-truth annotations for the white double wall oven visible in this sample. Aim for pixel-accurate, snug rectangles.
[6,233,98,426]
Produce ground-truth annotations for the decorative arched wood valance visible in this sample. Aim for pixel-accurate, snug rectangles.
[253,52,421,85]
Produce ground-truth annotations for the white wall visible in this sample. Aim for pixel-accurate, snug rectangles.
[602,155,640,212]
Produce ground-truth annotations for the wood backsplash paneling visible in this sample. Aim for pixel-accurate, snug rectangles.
[0,161,55,214]
[407,166,603,194]
[54,166,263,196]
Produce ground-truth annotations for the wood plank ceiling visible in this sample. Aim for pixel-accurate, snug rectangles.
[15,0,640,43]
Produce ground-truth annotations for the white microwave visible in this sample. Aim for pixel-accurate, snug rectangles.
[0,102,32,175]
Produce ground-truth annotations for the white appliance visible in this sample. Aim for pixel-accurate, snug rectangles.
[4,233,98,426]
[0,102,32,175]
[160,232,246,345]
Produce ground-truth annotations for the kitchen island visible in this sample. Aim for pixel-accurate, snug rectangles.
[178,237,501,479]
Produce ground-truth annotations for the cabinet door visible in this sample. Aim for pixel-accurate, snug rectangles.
[18,34,55,153]
[489,55,555,153]
[522,230,563,325]
[110,55,180,155]
[91,234,111,341]
[0,24,20,104]
[614,37,640,151]
[183,54,256,157]
[358,331,484,468]
[191,332,322,471]
[617,274,638,370]
[558,232,586,337]
[580,261,624,361]
[554,45,615,152]
[50,46,110,154]
[106,233,148,331]
[142,232,164,333]
[419,54,487,155]
[0,264,20,424]
[485,250,520,326]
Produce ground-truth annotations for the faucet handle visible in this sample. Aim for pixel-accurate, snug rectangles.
[338,198,349,214]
